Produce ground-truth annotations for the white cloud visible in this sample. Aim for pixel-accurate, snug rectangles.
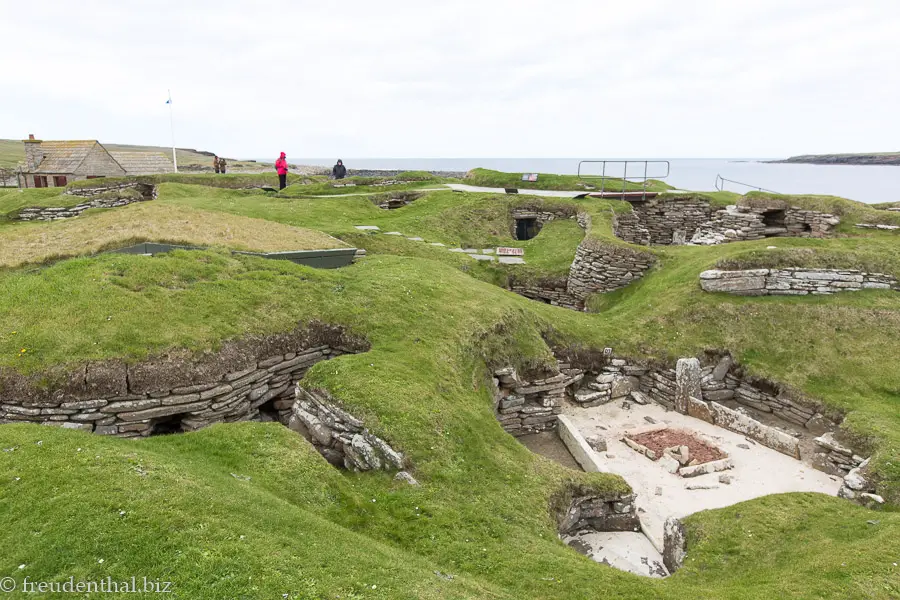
[2,0,899,158]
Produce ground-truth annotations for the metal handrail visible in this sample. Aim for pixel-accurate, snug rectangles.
[715,174,779,194]
[577,160,670,201]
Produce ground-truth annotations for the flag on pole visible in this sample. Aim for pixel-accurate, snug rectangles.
[167,89,177,172]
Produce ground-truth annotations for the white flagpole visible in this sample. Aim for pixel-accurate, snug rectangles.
[168,89,178,173]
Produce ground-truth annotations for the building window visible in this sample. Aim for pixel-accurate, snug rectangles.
[33,175,48,188]
[53,175,67,187]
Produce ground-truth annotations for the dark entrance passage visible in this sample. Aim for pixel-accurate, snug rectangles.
[515,217,540,240]
[149,414,185,436]
[762,209,786,228]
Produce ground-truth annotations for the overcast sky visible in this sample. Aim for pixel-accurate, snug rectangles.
[3,0,899,159]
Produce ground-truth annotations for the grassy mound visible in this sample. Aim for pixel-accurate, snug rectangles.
[741,192,900,229]
[1,176,899,599]
[0,187,82,220]
[464,168,674,193]
[715,245,900,277]
[0,203,346,269]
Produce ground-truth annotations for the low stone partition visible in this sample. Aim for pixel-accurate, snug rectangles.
[856,223,900,231]
[565,239,656,300]
[290,386,405,472]
[492,367,581,436]
[14,183,157,221]
[555,486,641,535]
[700,268,898,295]
[0,323,368,437]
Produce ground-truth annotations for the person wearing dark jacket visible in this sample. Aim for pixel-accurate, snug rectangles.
[275,152,289,190]
[218,157,227,174]
[332,159,347,180]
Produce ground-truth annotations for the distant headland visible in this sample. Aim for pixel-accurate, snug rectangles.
[766,152,900,166]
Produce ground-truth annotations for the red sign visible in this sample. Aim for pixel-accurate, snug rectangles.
[496,247,525,256]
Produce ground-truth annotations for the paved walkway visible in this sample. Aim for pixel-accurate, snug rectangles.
[353,225,526,264]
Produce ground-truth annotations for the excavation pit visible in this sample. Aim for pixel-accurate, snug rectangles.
[561,400,842,551]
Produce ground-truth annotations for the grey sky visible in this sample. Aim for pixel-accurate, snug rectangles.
[3,0,899,159]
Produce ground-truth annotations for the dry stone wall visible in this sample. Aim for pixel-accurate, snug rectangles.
[565,240,656,300]
[0,323,368,438]
[611,194,840,247]
[14,183,157,221]
[557,490,641,535]
[495,347,866,479]
[692,202,839,245]
[492,367,581,436]
[508,278,583,311]
[613,197,713,245]
[700,268,898,295]
[290,386,405,472]
[505,210,655,309]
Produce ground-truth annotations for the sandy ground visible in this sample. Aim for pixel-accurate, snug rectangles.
[563,400,842,550]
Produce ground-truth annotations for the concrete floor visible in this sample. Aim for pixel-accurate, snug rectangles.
[518,431,582,470]
[562,531,668,578]
[563,400,842,550]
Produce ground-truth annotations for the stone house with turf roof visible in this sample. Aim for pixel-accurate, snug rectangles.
[16,134,174,188]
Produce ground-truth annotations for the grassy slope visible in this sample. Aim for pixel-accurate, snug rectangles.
[0,187,75,219]
[0,203,346,269]
[464,168,675,192]
[0,252,898,599]
[157,184,592,279]
[1,181,899,599]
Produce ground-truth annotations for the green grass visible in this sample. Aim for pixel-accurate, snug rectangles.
[0,187,74,219]
[742,192,900,229]
[1,177,899,599]
[1,249,898,598]
[0,203,346,269]
[464,168,675,193]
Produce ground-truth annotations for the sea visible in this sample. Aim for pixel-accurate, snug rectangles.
[280,158,900,205]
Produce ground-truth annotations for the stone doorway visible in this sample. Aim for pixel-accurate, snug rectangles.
[514,217,540,240]
[148,414,186,436]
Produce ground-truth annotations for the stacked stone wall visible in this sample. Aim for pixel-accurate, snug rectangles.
[290,386,405,472]
[492,367,582,436]
[557,490,640,534]
[613,198,712,245]
[508,280,583,310]
[691,207,767,245]
[692,202,840,245]
[14,183,157,221]
[566,241,656,300]
[0,324,368,437]
[700,268,898,295]
[495,348,866,477]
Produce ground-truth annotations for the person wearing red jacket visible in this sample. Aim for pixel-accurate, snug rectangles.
[275,152,288,190]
